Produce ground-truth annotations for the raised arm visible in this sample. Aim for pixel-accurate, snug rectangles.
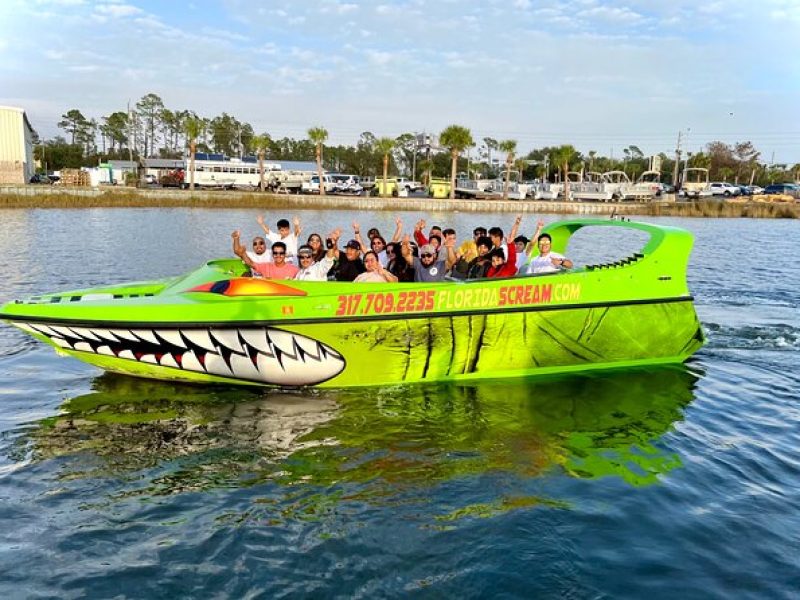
[413,219,428,246]
[231,230,246,258]
[326,229,341,259]
[391,216,403,243]
[401,234,414,266]
[293,215,302,237]
[444,236,458,270]
[508,214,523,244]
[256,214,270,236]
[352,221,369,253]
[527,219,545,257]
[231,230,255,268]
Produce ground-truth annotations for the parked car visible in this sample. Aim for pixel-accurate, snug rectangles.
[749,185,764,195]
[763,183,800,198]
[709,182,741,197]
[737,184,752,196]
[29,173,53,184]
[145,174,158,185]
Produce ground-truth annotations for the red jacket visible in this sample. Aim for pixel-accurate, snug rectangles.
[486,244,517,278]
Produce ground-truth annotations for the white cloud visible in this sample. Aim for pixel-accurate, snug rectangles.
[366,50,393,65]
[580,6,645,23]
[94,3,142,18]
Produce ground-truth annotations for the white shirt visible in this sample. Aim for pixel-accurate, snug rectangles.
[294,256,334,281]
[267,232,299,265]
[526,251,565,274]
[354,270,392,282]
[515,247,527,271]
[247,249,272,264]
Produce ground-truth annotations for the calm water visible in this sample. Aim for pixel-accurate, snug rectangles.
[0,209,798,599]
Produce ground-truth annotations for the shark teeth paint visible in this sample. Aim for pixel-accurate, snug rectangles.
[11,322,345,387]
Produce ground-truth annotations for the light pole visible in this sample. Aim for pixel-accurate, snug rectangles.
[411,132,420,181]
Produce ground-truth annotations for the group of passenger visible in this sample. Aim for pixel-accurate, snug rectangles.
[231,214,573,282]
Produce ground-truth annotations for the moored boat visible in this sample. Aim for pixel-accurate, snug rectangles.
[0,219,706,388]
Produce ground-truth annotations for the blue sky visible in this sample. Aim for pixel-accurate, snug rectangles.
[1,0,799,163]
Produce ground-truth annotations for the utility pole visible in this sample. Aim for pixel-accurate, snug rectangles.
[673,129,682,187]
[126,101,133,163]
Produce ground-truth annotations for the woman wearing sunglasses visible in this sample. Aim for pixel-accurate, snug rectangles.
[295,230,341,281]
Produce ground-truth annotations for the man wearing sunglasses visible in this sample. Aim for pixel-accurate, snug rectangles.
[233,235,299,279]
[400,235,457,282]
[231,230,272,269]
[295,230,340,281]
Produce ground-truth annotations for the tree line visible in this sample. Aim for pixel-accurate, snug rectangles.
[35,91,800,189]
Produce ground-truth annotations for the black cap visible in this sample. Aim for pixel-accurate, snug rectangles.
[345,239,361,250]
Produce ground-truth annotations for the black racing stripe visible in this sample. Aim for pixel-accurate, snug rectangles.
[467,315,487,373]
[446,316,456,376]
[421,319,433,379]
[0,296,696,328]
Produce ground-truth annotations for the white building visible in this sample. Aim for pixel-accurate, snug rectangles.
[0,106,36,184]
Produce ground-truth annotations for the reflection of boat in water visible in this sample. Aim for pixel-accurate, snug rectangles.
[26,367,700,499]
[1,219,705,388]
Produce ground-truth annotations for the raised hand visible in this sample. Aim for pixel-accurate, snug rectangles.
[292,216,300,228]
[232,230,241,239]
[256,215,265,226]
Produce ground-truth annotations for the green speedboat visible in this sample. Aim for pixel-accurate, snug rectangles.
[0,219,705,388]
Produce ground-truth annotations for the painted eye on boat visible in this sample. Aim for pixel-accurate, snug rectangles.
[188,278,307,297]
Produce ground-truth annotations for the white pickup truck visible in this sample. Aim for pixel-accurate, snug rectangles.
[395,177,424,193]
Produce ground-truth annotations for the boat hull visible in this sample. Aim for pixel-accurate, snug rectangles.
[1,219,707,388]
[10,297,703,387]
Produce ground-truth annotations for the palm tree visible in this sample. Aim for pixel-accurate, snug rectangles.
[440,125,474,200]
[418,159,433,186]
[588,150,597,172]
[552,145,578,201]
[251,134,270,191]
[308,126,328,195]
[498,139,517,201]
[184,116,203,191]
[375,136,395,197]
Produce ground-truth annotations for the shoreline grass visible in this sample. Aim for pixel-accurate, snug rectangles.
[0,188,797,218]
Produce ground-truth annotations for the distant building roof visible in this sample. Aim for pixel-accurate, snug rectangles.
[277,160,318,171]
[109,160,138,169]
[144,158,183,169]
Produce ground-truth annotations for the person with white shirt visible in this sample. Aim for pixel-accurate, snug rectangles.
[231,231,272,272]
[257,215,302,265]
[294,231,340,281]
[525,232,573,274]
